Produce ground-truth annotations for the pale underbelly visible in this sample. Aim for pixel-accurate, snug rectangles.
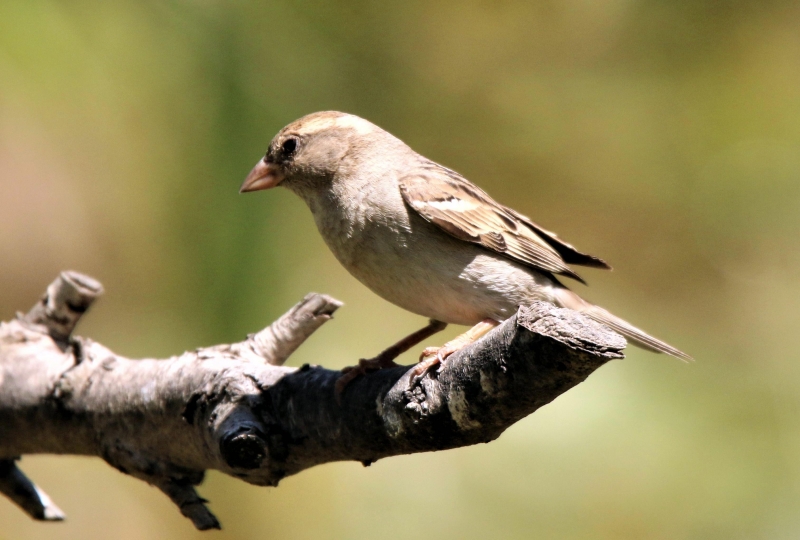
[330,225,560,326]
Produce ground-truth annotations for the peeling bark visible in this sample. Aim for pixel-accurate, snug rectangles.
[0,272,625,530]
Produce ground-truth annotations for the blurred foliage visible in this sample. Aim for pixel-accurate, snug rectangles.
[2,1,800,538]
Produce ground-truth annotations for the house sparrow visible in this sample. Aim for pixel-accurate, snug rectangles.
[240,111,690,389]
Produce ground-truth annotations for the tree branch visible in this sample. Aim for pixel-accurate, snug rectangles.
[0,272,625,530]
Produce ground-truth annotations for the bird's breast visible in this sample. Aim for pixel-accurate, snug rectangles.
[313,197,557,325]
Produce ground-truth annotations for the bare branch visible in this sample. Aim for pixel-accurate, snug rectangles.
[21,271,103,345]
[249,292,343,365]
[155,478,219,531]
[0,459,65,521]
[0,273,625,530]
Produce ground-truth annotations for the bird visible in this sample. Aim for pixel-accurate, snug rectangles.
[240,111,690,392]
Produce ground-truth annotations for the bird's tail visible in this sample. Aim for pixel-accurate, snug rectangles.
[553,288,692,361]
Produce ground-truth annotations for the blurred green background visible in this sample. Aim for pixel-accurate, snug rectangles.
[2,0,800,538]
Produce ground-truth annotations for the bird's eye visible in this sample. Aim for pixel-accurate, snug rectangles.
[281,138,298,156]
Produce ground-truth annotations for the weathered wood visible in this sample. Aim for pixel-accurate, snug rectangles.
[0,272,625,529]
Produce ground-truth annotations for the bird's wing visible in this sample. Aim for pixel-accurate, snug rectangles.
[504,207,612,270]
[399,163,610,283]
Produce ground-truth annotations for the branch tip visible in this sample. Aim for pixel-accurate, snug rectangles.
[23,271,104,342]
[157,479,220,531]
[516,302,626,359]
[0,460,65,521]
[250,292,343,365]
[60,270,104,297]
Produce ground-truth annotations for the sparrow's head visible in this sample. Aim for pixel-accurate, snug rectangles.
[240,111,384,195]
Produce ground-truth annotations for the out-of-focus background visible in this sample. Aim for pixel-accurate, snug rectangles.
[2,1,799,538]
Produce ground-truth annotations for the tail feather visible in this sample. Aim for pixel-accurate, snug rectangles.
[553,289,692,362]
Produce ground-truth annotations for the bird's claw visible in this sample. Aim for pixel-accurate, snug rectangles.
[408,347,452,387]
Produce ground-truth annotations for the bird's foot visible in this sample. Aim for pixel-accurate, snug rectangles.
[335,354,401,401]
[408,318,501,387]
[334,320,447,403]
[409,345,459,382]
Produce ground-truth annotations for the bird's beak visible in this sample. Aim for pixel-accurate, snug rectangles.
[239,159,283,193]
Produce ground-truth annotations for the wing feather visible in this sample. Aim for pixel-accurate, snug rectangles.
[399,164,609,282]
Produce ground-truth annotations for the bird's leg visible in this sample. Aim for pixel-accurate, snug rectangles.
[335,319,448,396]
[411,318,501,380]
